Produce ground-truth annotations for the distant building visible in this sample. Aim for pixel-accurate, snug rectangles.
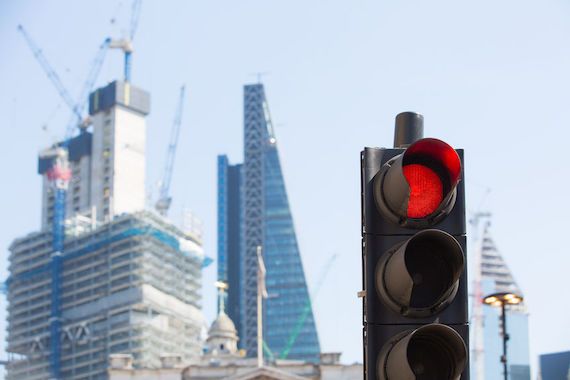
[539,351,570,380]
[39,81,149,228]
[7,81,207,379]
[108,300,361,380]
[217,84,320,362]
[471,222,531,380]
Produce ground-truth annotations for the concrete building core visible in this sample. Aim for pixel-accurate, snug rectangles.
[38,81,150,229]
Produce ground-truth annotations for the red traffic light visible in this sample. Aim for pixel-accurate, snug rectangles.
[374,138,461,227]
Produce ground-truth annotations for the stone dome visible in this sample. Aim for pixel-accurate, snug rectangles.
[208,311,238,338]
[206,311,239,355]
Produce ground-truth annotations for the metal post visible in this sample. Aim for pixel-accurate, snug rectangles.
[501,302,508,380]
[393,112,424,148]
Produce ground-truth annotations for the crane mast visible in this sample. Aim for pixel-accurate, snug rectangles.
[110,0,142,82]
[18,25,110,380]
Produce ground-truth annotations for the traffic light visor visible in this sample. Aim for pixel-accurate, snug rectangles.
[374,138,461,226]
[376,230,464,317]
[381,324,467,380]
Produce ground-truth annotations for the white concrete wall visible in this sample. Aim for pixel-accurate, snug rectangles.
[90,104,146,222]
[90,109,113,222]
[112,106,146,217]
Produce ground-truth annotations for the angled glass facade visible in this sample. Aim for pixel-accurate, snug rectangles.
[217,84,320,363]
[217,156,243,333]
[471,223,531,380]
[263,136,320,362]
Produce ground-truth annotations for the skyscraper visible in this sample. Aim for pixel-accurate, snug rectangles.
[217,84,321,362]
[539,351,570,379]
[7,81,207,379]
[471,221,531,380]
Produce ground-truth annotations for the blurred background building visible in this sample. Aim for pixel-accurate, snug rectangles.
[470,220,531,380]
[217,84,321,362]
[538,351,570,380]
[6,81,208,379]
[108,293,361,379]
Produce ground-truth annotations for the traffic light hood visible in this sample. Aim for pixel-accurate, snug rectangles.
[374,138,461,228]
[379,324,467,380]
[376,229,464,318]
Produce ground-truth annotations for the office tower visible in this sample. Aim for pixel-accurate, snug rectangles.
[471,222,531,380]
[217,84,320,362]
[7,81,206,379]
[539,351,570,379]
[217,156,243,339]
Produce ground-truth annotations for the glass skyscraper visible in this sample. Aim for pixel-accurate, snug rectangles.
[217,84,321,362]
[539,351,570,379]
[471,222,531,380]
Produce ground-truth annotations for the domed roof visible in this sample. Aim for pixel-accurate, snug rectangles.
[208,311,238,340]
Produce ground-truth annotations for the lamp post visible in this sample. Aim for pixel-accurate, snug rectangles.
[483,292,524,380]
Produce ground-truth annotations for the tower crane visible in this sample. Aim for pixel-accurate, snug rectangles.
[110,0,142,82]
[156,85,186,216]
[280,254,338,360]
[18,25,111,133]
[18,25,110,379]
[17,25,79,121]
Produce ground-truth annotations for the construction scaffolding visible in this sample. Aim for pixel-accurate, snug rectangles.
[6,211,207,380]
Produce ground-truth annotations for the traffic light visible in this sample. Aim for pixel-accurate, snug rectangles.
[361,112,469,379]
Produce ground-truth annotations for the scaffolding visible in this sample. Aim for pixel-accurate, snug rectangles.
[6,211,207,380]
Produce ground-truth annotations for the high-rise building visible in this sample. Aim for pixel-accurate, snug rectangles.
[539,351,570,380]
[217,84,320,362]
[7,81,207,379]
[471,222,531,380]
[39,81,149,228]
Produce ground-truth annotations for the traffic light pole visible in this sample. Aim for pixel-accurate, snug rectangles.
[361,112,469,379]
[501,302,508,380]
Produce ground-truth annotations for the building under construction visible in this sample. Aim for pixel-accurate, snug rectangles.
[6,81,207,379]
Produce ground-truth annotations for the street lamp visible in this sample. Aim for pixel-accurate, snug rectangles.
[483,292,524,380]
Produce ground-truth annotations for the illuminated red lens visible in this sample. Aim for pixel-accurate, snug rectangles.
[403,164,443,218]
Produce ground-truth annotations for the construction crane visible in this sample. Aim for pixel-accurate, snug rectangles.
[17,25,79,121]
[18,25,111,133]
[18,25,110,380]
[156,85,186,216]
[279,254,338,360]
[110,0,142,82]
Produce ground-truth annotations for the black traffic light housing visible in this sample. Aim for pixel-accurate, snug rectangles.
[361,112,469,380]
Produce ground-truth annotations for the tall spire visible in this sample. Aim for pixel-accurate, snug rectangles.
[480,222,524,297]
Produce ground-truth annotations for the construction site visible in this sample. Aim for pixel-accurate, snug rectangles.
[6,3,211,378]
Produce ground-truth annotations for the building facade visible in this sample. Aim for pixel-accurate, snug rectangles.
[39,81,149,229]
[539,351,570,380]
[108,304,360,380]
[217,84,320,362]
[471,222,531,380]
[7,81,206,379]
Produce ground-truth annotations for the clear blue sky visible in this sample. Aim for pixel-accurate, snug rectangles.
[2,0,570,376]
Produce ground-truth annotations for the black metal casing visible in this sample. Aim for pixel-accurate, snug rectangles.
[361,146,469,380]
